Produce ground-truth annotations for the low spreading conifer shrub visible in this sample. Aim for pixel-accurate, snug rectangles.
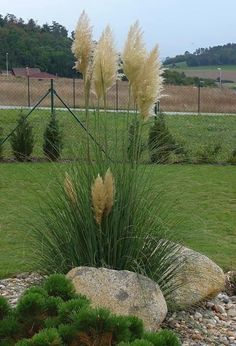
[0,275,181,345]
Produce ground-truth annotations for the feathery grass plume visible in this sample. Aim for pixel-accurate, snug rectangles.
[72,11,93,79]
[93,25,117,103]
[122,21,146,99]
[91,174,107,225]
[136,45,163,120]
[104,168,115,216]
[64,172,77,205]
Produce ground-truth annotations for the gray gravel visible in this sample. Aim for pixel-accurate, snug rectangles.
[0,272,236,345]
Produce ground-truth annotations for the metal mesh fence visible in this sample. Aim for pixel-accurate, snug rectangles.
[0,75,235,165]
[1,76,236,113]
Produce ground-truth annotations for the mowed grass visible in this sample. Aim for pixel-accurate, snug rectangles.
[0,162,235,278]
[1,109,236,162]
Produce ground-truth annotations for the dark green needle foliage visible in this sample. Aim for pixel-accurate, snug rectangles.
[43,112,63,161]
[10,111,34,161]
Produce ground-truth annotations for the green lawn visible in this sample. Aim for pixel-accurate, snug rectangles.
[1,109,235,162]
[0,162,235,278]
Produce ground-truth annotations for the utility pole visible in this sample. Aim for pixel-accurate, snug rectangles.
[6,53,8,77]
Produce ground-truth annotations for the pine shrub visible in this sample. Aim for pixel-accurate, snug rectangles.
[43,113,63,161]
[144,330,181,345]
[0,296,11,320]
[30,328,63,346]
[148,114,184,163]
[43,274,77,301]
[0,127,4,160]
[0,274,180,345]
[10,111,34,161]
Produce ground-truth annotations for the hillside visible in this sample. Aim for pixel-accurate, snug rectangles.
[164,43,236,67]
[0,14,75,77]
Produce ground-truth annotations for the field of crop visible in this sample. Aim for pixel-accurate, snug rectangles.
[170,63,236,85]
[1,76,236,113]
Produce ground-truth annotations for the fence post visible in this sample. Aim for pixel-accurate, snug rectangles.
[27,76,30,107]
[197,81,204,114]
[116,79,118,111]
[73,77,76,109]
[50,79,54,116]
[197,84,201,114]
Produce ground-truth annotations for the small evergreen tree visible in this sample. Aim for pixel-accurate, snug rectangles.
[10,112,34,161]
[43,113,63,161]
[0,127,4,160]
[148,114,182,163]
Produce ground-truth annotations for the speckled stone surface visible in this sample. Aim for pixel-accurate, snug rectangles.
[67,266,167,331]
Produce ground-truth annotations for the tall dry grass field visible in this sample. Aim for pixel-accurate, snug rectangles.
[1,76,236,113]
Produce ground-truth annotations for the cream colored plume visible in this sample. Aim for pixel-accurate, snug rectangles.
[91,169,115,225]
[104,168,115,215]
[136,45,163,120]
[64,172,77,205]
[92,25,117,102]
[72,11,93,79]
[91,174,107,225]
[122,21,147,94]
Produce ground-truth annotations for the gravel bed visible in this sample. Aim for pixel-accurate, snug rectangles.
[0,272,236,345]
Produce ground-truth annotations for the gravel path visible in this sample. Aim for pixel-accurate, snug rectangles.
[0,272,236,345]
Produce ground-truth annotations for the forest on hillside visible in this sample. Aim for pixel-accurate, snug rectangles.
[0,14,76,77]
[164,43,236,67]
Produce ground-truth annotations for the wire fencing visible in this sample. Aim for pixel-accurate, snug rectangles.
[1,76,236,113]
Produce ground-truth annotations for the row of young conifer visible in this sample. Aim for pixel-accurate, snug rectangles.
[0,111,183,164]
[0,111,63,162]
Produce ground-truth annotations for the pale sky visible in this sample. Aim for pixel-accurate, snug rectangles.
[1,0,235,59]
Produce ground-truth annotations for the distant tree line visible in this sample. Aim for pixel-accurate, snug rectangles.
[164,43,236,67]
[0,13,77,77]
[163,70,216,87]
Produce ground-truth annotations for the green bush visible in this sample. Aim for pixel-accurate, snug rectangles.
[43,113,63,161]
[196,144,221,164]
[31,328,63,346]
[144,330,181,345]
[0,296,11,320]
[0,275,180,345]
[43,274,77,301]
[228,148,236,165]
[10,111,34,161]
[58,297,90,324]
[0,127,4,160]
[148,115,185,163]
[118,340,153,346]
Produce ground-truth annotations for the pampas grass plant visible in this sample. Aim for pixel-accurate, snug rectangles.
[30,13,183,302]
[93,25,117,107]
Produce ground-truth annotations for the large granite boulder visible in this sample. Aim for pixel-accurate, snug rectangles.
[168,247,225,310]
[67,267,167,331]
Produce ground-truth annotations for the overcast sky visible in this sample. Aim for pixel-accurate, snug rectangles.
[1,0,235,59]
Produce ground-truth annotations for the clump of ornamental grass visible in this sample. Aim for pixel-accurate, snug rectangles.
[30,13,183,302]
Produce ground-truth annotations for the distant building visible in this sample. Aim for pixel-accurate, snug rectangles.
[1,67,56,79]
